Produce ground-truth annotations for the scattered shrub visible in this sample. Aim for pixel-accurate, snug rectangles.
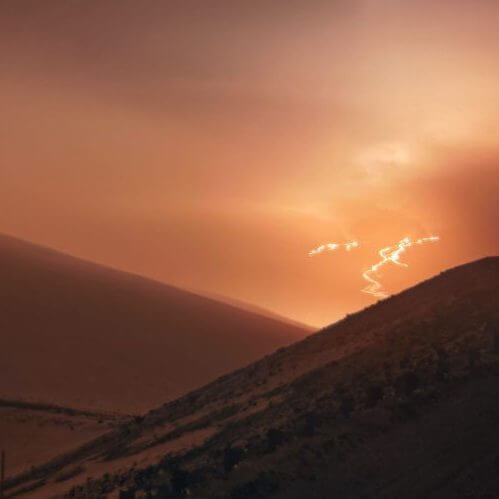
[230,472,279,499]
[395,371,420,396]
[171,466,194,496]
[266,427,286,451]
[339,394,355,417]
[365,384,384,407]
[119,488,136,498]
[223,446,245,472]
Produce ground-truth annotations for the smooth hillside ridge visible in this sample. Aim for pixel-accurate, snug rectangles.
[0,233,310,413]
[189,289,310,331]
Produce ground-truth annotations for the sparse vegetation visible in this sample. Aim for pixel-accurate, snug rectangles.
[3,257,499,498]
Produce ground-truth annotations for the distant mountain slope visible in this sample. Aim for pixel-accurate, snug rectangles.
[0,234,309,413]
[6,257,498,498]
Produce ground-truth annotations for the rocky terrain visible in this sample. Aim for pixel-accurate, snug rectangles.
[3,256,498,498]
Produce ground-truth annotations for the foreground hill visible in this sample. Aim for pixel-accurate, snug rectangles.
[0,234,309,413]
[5,256,498,498]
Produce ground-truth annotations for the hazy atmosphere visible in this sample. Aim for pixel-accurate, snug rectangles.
[2,3,499,498]
[1,0,498,326]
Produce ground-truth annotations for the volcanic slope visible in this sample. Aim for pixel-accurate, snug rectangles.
[5,256,499,498]
[0,233,309,414]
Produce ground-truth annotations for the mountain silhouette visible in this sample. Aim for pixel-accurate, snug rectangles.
[4,256,498,498]
[0,234,309,414]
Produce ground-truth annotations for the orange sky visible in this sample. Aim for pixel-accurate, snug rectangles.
[1,0,498,327]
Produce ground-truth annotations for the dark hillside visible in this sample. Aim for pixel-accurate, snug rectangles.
[4,257,499,498]
[0,233,309,414]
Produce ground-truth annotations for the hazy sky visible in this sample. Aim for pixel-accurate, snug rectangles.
[1,0,498,327]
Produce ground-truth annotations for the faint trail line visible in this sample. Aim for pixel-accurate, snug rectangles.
[308,240,359,257]
[308,236,440,298]
[362,236,440,298]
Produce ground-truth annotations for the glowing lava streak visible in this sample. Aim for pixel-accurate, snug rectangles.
[309,240,359,257]
[362,236,440,298]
